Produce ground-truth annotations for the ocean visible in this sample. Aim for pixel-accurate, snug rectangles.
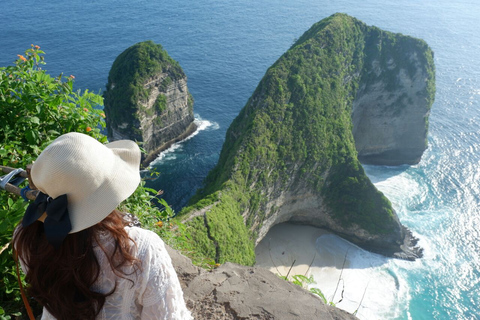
[1,0,479,318]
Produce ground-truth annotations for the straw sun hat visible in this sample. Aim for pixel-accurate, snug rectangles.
[28,132,141,235]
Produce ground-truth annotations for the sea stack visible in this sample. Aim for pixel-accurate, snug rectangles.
[104,41,196,165]
[179,13,435,265]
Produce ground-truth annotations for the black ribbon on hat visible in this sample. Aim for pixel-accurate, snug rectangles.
[23,192,72,249]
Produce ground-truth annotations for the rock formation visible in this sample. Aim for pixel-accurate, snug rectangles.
[166,245,358,320]
[104,41,196,165]
[179,13,434,264]
[352,27,435,165]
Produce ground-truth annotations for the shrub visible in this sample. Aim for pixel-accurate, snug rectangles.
[0,46,178,317]
[0,46,107,316]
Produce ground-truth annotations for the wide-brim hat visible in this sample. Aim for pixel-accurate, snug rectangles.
[31,132,141,233]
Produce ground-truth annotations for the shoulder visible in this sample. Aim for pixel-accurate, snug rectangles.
[125,226,167,257]
[125,226,161,243]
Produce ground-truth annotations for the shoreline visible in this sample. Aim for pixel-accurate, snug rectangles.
[255,223,401,319]
[255,223,334,279]
[142,121,198,167]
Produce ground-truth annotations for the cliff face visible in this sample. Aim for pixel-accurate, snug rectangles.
[179,13,434,265]
[352,28,435,165]
[104,41,195,164]
[166,246,358,320]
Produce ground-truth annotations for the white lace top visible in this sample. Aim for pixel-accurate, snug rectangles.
[39,227,193,320]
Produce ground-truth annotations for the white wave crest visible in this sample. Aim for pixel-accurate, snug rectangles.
[194,113,220,132]
[310,234,409,320]
[148,115,218,167]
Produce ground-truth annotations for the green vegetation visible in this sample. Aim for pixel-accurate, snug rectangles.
[0,47,189,317]
[284,274,328,304]
[160,77,172,92]
[155,94,167,114]
[0,16,435,314]
[187,92,194,113]
[180,13,434,265]
[323,156,396,234]
[0,46,105,317]
[103,40,185,139]
[360,26,436,119]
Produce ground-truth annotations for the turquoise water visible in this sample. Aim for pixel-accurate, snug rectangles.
[2,0,480,318]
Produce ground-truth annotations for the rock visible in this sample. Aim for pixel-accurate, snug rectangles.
[103,41,196,165]
[165,242,202,288]
[352,28,435,165]
[166,246,358,320]
[179,13,432,264]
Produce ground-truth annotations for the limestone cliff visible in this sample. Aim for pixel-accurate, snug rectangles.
[179,13,434,265]
[352,27,435,165]
[104,41,195,164]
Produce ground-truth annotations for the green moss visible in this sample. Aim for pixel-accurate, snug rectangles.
[205,194,255,265]
[322,156,396,233]
[187,92,194,113]
[160,77,173,92]
[183,216,217,259]
[155,94,167,113]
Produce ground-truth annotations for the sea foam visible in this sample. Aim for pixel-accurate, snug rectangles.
[310,234,409,319]
[148,114,219,167]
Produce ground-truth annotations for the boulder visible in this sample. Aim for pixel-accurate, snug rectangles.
[166,246,358,320]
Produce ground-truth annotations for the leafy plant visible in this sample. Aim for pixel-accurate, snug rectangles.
[0,45,108,316]
[281,274,328,305]
[0,197,27,317]
[310,288,328,304]
[291,274,315,288]
[0,46,209,317]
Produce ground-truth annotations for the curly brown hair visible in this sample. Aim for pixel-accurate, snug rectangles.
[13,210,141,320]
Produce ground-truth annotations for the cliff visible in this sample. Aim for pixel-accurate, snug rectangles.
[352,26,435,165]
[166,245,358,320]
[104,41,196,165]
[179,13,434,265]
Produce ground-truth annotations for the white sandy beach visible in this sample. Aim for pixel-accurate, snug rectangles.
[255,223,337,278]
[255,223,406,319]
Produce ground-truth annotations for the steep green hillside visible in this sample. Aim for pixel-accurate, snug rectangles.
[180,13,433,265]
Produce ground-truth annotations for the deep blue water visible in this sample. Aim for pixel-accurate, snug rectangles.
[2,0,480,318]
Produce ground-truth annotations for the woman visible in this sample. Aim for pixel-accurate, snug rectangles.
[13,132,192,320]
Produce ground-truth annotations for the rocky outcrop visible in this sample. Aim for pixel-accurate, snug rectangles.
[257,189,421,260]
[352,28,435,165]
[104,41,196,165]
[166,245,358,320]
[179,13,434,264]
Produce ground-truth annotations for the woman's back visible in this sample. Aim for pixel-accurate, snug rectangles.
[39,226,192,320]
[14,133,192,319]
